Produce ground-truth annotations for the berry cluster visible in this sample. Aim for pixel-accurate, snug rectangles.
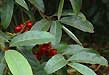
[33,43,57,60]
[15,20,33,32]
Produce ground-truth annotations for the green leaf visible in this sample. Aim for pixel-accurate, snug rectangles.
[20,47,40,65]
[0,63,5,75]
[0,31,9,48]
[0,31,9,40]
[31,19,51,31]
[5,50,33,75]
[34,71,48,75]
[61,16,94,33]
[23,10,35,21]
[63,45,84,55]
[56,43,68,53]
[0,51,4,62]
[44,54,67,74]
[28,0,44,12]
[68,63,96,75]
[1,0,14,29]
[62,26,82,45]
[10,31,55,46]
[62,11,86,20]
[34,63,48,74]
[19,49,46,74]
[68,52,108,66]
[15,0,29,10]
[69,0,82,14]
[63,45,99,55]
[57,0,64,20]
[50,21,62,46]
[76,12,86,21]
[0,39,5,48]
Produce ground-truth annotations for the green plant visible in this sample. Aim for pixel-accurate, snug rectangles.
[0,0,108,75]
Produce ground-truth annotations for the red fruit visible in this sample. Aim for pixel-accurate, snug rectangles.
[39,43,51,54]
[15,26,22,32]
[20,24,25,29]
[40,47,48,54]
[26,20,33,28]
[49,49,57,56]
[40,43,51,49]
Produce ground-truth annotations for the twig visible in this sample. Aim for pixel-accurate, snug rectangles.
[95,65,101,71]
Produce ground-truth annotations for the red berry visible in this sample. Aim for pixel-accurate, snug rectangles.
[49,49,57,56]
[27,22,32,28]
[20,24,24,29]
[40,43,51,49]
[35,51,42,60]
[15,26,22,32]
[26,20,33,28]
[39,43,51,54]
[40,47,48,54]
